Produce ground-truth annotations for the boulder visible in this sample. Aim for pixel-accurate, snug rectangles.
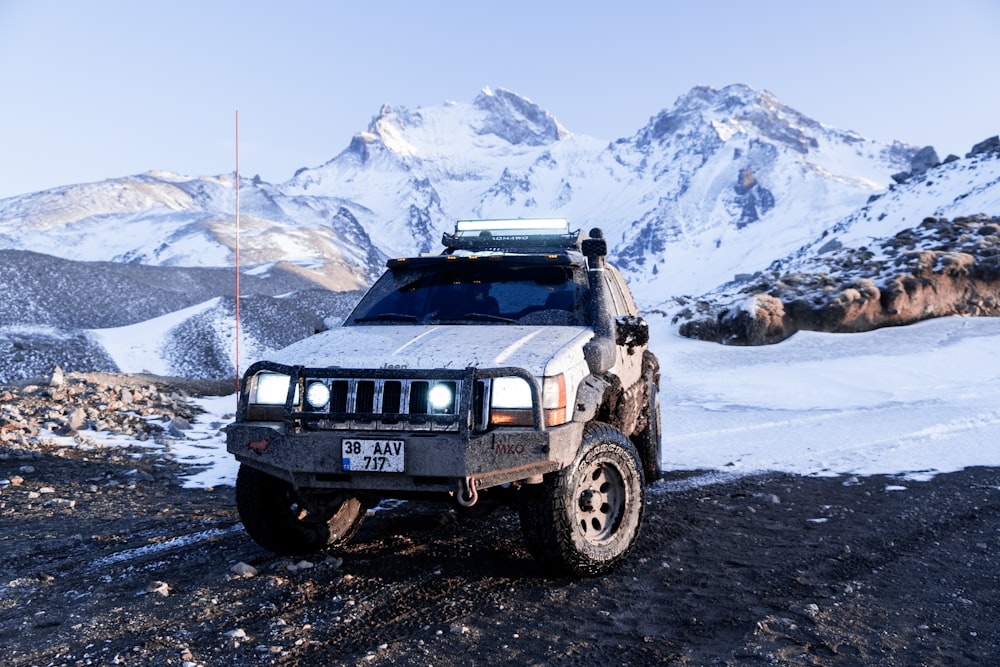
[677,215,1000,344]
[966,135,1000,158]
[910,146,940,174]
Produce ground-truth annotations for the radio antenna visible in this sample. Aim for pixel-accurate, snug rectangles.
[234,110,241,395]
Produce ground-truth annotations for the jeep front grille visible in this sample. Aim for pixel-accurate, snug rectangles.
[301,377,464,432]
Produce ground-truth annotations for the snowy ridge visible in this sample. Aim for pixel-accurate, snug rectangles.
[794,150,1000,259]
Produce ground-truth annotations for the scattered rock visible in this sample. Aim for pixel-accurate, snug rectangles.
[145,581,170,597]
[65,408,87,432]
[285,560,315,572]
[966,135,1000,158]
[168,417,192,438]
[0,372,206,450]
[232,562,258,578]
[910,145,940,174]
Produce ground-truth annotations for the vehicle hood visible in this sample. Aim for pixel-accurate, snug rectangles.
[266,325,593,377]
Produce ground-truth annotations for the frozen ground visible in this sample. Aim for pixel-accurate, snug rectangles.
[657,315,1000,482]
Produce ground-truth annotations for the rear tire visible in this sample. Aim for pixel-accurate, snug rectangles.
[236,464,365,556]
[519,423,644,576]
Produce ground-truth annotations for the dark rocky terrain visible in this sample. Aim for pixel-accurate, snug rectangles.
[2,372,999,665]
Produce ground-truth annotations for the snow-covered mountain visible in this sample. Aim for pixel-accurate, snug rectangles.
[1,85,918,299]
[280,84,920,301]
[0,83,995,380]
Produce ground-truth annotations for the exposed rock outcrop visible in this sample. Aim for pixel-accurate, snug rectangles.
[892,145,942,183]
[677,214,1000,345]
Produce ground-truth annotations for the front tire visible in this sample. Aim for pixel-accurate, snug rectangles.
[236,464,366,556]
[519,423,645,576]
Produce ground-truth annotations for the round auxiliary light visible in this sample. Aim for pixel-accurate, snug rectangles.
[305,381,331,409]
[428,383,454,411]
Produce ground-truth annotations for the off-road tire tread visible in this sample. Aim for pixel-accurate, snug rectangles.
[519,422,644,576]
[236,464,365,556]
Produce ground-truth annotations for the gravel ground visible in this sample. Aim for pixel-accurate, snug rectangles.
[1,376,999,666]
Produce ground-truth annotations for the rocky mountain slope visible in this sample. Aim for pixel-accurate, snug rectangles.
[674,143,1000,344]
[0,249,363,382]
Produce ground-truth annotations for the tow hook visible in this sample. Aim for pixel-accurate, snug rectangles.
[457,477,479,507]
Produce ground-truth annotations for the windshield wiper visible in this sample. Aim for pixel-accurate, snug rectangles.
[432,313,516,324]
[354,313,419,323]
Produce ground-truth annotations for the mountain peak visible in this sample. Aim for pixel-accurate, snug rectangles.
[675,83,762,112]
[637,83,828,154]
[473,87,569,145]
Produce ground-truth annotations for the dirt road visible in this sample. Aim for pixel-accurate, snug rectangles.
[3,435,999,666]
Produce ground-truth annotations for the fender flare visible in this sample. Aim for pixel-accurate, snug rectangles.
[571,374,609,423]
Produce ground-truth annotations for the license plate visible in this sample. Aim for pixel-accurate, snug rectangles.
[341,439,404,473]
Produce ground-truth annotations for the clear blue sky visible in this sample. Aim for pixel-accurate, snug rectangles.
[1,0,998,199]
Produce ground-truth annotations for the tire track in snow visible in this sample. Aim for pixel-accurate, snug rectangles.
[88,524,242,569]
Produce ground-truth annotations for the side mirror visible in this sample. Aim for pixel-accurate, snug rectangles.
[615,315,649,354]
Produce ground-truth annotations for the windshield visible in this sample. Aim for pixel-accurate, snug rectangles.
[346,262,588,326]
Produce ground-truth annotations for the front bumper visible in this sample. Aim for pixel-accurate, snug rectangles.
[226,421,583,494]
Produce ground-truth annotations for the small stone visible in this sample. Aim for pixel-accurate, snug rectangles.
[64,408,87,432]
[232,562,258,577]
[146,581,170,597]
[449,624,469,634]
[168,417,191,437]
[225,628,248,639]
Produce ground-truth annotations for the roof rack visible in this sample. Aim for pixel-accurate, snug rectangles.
[441,218,582,253]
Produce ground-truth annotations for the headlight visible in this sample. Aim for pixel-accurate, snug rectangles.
[489,375,567,426]
[253,372,293,405]
[491,377,532,408]
[305,381,331,409]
